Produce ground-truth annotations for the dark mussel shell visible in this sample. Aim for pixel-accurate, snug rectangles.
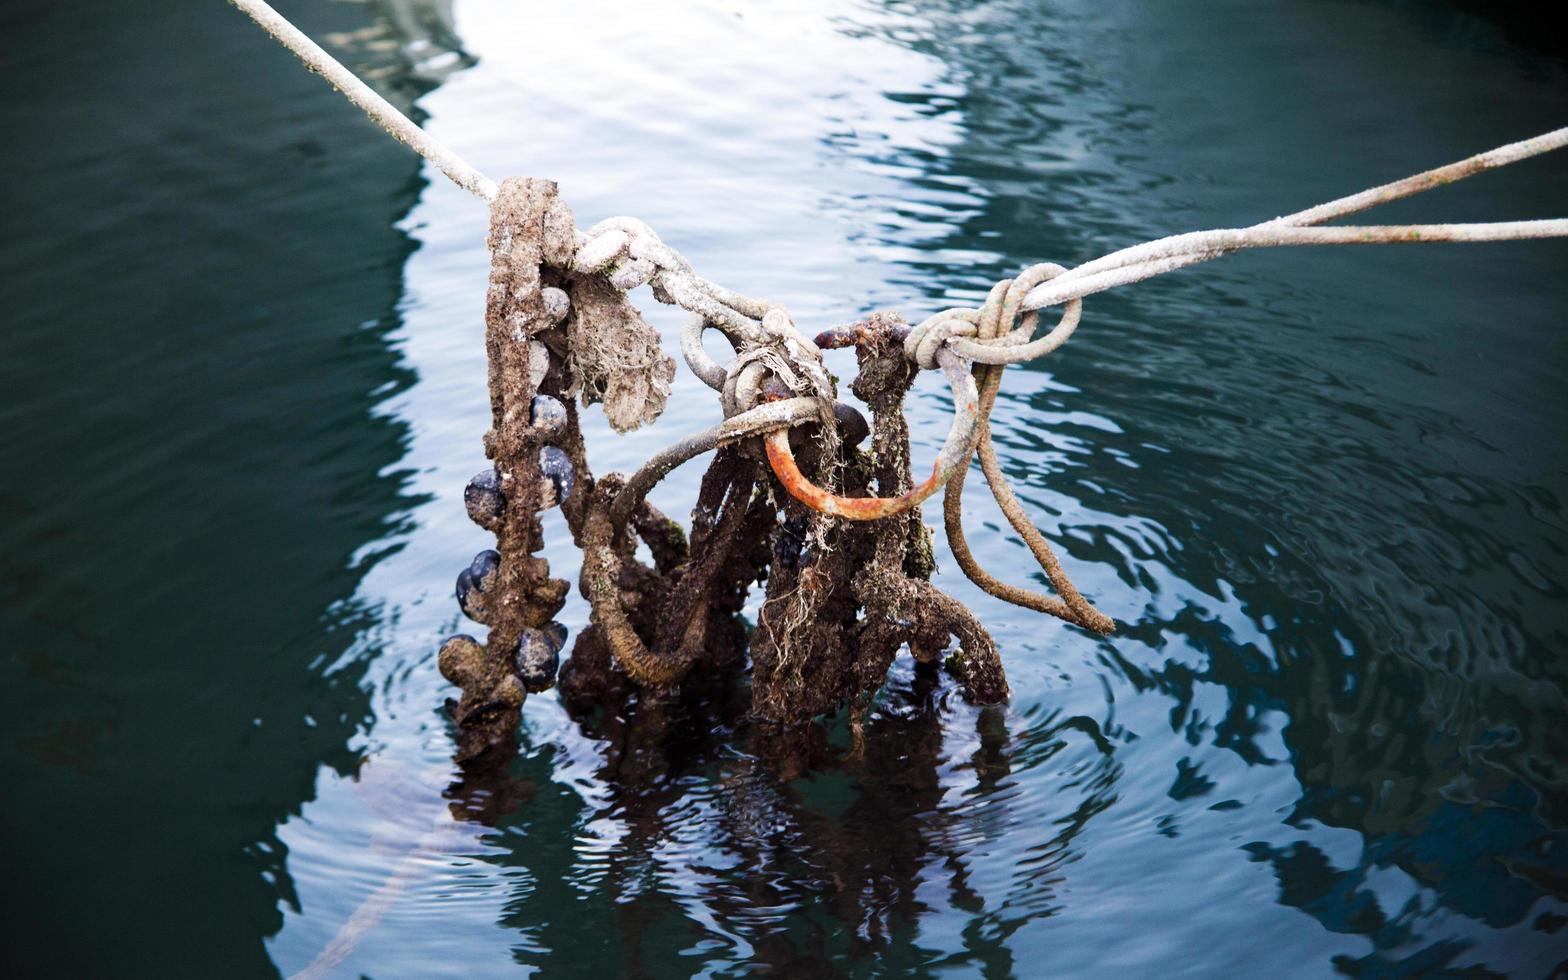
[464,469,503,529]
[456,549,501,624]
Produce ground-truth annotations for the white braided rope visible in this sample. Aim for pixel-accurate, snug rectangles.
[231,0,1568,382]
[932,128,1568,366]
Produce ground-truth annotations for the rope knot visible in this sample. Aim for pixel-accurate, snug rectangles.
[903,262,1081,368]
[721,307,834,417]
[904,309,980,370]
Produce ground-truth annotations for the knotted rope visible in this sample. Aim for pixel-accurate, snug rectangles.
[940,268,1113,634]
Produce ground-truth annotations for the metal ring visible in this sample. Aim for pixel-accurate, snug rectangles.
[764,346,979,520]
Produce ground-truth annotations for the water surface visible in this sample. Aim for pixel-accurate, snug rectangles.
[2,0,1566,976]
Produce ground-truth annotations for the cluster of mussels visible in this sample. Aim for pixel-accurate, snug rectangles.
[440,398,574,703]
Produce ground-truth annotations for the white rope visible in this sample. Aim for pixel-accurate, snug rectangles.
[1014,126,1568,314]
[955,220,1568,365]
[228,0,498,202]
[941,128,1568,364]
[230,0,1567,376]
[230,0,834,388]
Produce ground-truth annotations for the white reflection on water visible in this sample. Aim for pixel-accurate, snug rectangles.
[269,1,987,974]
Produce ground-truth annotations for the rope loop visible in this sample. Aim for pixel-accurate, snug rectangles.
[904,309,979,370]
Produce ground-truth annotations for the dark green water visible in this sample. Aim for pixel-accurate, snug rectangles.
[3,1,1566,976]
